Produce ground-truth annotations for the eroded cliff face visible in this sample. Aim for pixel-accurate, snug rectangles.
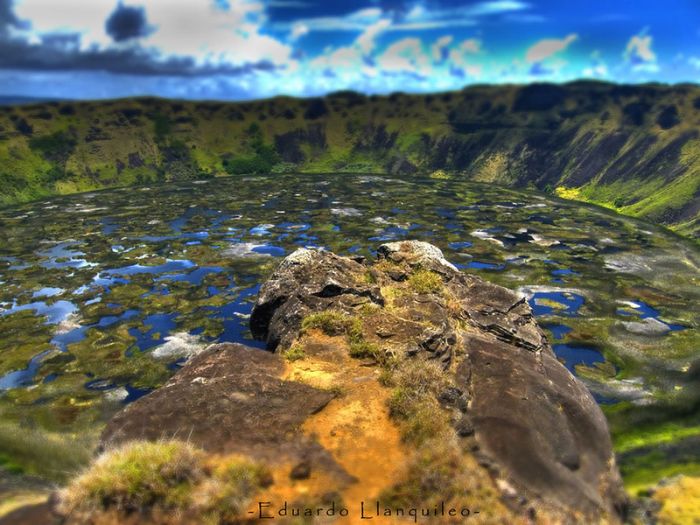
[67,241,626,523]
[3,83,700,238]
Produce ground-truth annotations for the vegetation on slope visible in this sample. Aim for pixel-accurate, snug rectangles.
[1,81,699,237]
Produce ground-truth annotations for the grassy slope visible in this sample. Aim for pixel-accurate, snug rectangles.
[1,81,699,238]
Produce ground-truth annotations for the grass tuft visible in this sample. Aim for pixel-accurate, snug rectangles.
[380,359,509,519]
[362,270,377,284]
[386,359,452,446]
[60,440,202,512]
[301,311,355,337]
[348,340,381,359]
[301,310,384,362]
[57,440,269,522]
[406,270,443,295]
[0,421,96,482]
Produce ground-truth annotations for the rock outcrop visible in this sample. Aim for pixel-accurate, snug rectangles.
[82,241,626,523]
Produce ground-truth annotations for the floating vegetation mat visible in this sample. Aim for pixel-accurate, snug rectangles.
[0,174,698,488]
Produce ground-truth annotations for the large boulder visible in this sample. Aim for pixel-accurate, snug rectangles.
[86,241,626,523]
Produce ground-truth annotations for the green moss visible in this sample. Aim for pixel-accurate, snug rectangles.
[64,327,170,389]
[0,310,55,375]
[380,443,504,518]
[199,456,272,521]
[150,113,172,143]
[607,401,700,493]
[283,344,306,362]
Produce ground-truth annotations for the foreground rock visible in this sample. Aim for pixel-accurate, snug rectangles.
[70,241,626,523]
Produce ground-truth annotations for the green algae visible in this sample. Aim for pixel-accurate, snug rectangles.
[0,311,55,375]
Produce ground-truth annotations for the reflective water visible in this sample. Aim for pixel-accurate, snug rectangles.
[0,174,698,437]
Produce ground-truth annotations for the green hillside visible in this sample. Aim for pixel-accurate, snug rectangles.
[1,81,699,238]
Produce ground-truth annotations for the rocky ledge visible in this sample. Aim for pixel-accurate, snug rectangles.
[55,241,627,524]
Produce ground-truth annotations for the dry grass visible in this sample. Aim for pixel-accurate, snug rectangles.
[301,311,359,337]
[348,340,381,359]
[406,269,444,295]
[0,421,96,482]
[380,438,512,523]
[380,358,513,522]
[385,359,452,446]
[301,310,384,362]
[57,440,269,523]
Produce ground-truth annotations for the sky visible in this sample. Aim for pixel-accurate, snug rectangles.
[0,0,699,101]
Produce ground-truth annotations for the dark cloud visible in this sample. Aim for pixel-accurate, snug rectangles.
[0,0,28,37]
[105,3,153,42]
[0,1,279,77]
[0,36,280,76]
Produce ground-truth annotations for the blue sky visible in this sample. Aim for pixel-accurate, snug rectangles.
[1,0,699,100]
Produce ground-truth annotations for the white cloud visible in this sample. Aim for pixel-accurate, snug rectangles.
[386,1,529,31]
[13,0,294,68]
[582,50,608,78]
[407,0,529,20]
[142,0,292,66]
[281,7,382,32]
[405,4,429,22]
[290,22,309,41]
[449,52,482,78]
[446,39,484,77]
[278,0,529,35]
[467,0,530,16]
[623,31,659,74]
[459,38,482,54]
[630,62,660,73]
[431,35,453,61]
[376,37,431,75]
[267,0,310,7]
[14,0,115,48]
[356,18,391,54]
[689,57,700,70]
[624,33,656,63]
[311,46,361,69]
[526,33,578,63]
[308,15,390,76]
[582,64,608,77]
[388,19,477,31]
